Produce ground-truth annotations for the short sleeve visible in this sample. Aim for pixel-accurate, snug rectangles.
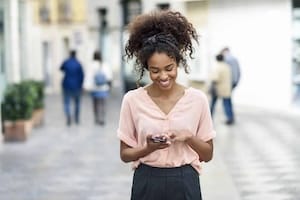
[196,94,216,141]
[117,93,138,147]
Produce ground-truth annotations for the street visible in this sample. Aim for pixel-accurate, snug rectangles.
[0,88,300,200]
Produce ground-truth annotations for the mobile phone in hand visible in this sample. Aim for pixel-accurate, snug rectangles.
[151,136,167,143]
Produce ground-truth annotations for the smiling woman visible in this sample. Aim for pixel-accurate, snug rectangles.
[118,10,216,200]
[147,52,177,90]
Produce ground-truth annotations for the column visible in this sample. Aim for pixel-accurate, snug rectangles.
[5,0,20,83]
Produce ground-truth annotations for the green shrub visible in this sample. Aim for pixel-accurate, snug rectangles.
[23,80,45,109]
[2,81,40,121]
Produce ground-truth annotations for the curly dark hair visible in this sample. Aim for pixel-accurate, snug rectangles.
[124,10,199,84]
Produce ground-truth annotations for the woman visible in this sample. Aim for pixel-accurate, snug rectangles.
[117,10,216,200]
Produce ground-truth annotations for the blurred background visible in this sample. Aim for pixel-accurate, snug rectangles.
[1,0,300,109]
[0,0,300,200]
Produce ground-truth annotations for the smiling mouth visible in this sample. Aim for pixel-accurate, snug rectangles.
[159,80,170,87]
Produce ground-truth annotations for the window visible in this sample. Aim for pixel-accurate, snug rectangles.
[122,0,141,26]
[39,0,50,23]
[58,0,72,23]
[157,3,170,10]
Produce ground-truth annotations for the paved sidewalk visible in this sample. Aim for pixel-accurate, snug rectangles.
[1,88,300,200]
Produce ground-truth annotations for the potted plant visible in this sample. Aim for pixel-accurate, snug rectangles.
[2,82,36,142]
[25,80,45,127]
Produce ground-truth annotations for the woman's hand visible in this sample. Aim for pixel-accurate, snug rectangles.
[167,130,193,143]
[146,133,171,151]
[166,130,213,162]
[120,133,172,163]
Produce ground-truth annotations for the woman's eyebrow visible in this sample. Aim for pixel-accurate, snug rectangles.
[149,64,173,69]
[164,64,173,68]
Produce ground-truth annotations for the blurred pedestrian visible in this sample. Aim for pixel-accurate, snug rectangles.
[60,50,84,126]
[221,47,241,89]
[209,54,234,124]
[117,10,216,200]
[84,51,112,125]
[220,47,241,124]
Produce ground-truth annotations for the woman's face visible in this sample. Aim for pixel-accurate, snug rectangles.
[147,52,178,90]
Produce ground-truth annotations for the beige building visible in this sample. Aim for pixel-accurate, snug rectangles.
[31,0,89,93]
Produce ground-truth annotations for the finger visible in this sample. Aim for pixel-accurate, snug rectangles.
[167,132,175,139]
[165,140,171,145]
[158,144,170,149]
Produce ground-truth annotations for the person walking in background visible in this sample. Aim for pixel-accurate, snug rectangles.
[221,47,241,89]
[60,50,84,126]
[84,51,112,125]
[209,54,234,125]
[220,47,241,124]
[117,11,215,200]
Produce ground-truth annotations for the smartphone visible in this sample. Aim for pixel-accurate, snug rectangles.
[151,136,167,143]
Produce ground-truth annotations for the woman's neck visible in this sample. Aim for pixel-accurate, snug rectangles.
[147,83,184,99]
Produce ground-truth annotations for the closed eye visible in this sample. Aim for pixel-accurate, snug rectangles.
[165,65,173,71]
[150,68,159,73]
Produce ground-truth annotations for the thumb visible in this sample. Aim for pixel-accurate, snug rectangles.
[166,131,176,139]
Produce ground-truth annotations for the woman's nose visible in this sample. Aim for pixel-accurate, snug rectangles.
[159,71,168,79]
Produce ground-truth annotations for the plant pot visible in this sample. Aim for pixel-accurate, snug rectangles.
[3,120,33,142]
[32,108,44,127]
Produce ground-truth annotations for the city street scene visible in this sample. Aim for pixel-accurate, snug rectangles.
[1,0,300,200]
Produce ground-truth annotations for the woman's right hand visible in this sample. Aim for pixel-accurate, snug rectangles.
[146,134,171,151]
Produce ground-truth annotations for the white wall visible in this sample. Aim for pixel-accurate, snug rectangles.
[87,0,122,86]
[208,0,292,109]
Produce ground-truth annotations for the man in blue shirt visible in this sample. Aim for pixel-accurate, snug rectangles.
[60,50,84,126]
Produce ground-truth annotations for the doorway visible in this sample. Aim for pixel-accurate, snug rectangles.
[42,42,52,91]
[63,37,70,58]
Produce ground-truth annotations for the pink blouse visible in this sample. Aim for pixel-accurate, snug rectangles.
[117,87,216,174]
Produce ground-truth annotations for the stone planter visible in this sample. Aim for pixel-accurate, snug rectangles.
[3,120,33,142]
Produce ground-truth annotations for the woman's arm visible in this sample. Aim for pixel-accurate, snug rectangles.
[120,141,152,163]
[168,131,213,162]
[186,138,213,162]
[120,135,171,163]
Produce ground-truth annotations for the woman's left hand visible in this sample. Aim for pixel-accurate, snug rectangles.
[167,130,193,143]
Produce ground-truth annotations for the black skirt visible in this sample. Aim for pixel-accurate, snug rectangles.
[131,164,202,200]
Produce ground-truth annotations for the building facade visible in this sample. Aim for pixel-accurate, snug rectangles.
[31,0,89,93]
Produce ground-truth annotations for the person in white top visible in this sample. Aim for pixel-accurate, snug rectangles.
[84,51,112,125]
